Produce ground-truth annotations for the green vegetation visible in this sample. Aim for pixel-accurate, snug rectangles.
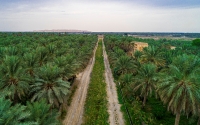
[0,97,60,125]
[192,38,200,46]
[83,40,109,125]
[67,85,77,106]
[0,32,97,124]
[105,35,200,125]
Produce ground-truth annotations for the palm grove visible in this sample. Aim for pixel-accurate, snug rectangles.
[104,35,200,125]
[0,32,97,125]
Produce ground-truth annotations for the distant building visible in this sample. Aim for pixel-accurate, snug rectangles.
[170,46,176,50]
[133,42,148,52]
[98,35,104,41]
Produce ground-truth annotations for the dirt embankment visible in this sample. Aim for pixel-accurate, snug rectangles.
[102,41,125,125]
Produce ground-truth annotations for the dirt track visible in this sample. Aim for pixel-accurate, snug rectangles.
[103,41,125,125]
[63,38,124,125]
[63,43,98,125]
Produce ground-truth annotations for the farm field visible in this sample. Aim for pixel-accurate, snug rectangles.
[1,0,200,125]
[1,32,200,125]
[104,34,200,125]
[0,32,97,124]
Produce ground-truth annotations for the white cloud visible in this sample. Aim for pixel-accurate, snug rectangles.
[0,1,200,32]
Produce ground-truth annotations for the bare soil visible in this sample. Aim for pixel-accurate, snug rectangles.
[63,43,98,125]
[102,41,125,125]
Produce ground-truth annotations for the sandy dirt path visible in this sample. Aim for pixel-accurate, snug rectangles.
[63,43,98,125]
[102,41,125,125]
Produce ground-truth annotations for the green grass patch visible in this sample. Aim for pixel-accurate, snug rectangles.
[83,40,109,125]
[116,85,131,125]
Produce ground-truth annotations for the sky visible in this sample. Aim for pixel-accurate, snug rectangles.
[0,0,200,32]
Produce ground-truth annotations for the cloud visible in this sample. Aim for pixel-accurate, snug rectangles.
[1,0,200,9]
[0,0,200,32]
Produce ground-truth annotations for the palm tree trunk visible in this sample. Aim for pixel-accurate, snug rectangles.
[59,103,63,112]
[142,95,147,107]
[175,112,180,125]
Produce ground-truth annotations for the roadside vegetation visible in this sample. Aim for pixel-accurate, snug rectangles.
[0,32,97,124]
[83,40,109,125]
[192,38,200,47]
[104,35,200,125]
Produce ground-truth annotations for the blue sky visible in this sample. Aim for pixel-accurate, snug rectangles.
[0,0,200,32]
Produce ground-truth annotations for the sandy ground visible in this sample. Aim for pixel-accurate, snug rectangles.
[102,41,125,125]
[63,43,98,125]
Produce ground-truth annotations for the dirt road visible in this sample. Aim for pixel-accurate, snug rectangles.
[63,43,98,125]
[102,41,125,125]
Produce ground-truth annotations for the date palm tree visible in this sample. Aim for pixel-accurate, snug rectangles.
[119,74,133,88]
[114,55,135,75]
[31,64,70,108]
[132,50,143,62]
[23,53,38,76]
[141,46,165,67]
[6,46,18,56]
[0,56,30,103]
[0,97,34,125]
[132,63,158,107]
[36,47,48,66]
[27,100,60,125]
[157,54,200,125]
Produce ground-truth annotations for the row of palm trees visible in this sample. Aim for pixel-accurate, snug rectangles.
[0,33,97,124]
[105,35,200,125]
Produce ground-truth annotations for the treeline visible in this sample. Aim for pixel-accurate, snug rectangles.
[104,35,200,125]
[0,33,97,124]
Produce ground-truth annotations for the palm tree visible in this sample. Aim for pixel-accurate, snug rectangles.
[0,56,30,103]
[132,50,143,62]
[114,55,135,75]
[157,54,200,125]
[6,46,18,56]
[0,97,34,125]
[31,64,70,108]
[63,54,79,75]
[54,55,79,80]
[36,47,48,66]
[23,53,38,76]
[132,63,158,107]
[119,74,133,88]
[46,43,56,60]
[112,47,125,59]
[141,46,165,67]
[27,100,60,125]
[0,47,6,61]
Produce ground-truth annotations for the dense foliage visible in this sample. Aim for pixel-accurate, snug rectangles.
[104,35,200,125]
[0,32,97,124]
[192,38,200,46]
[83,40,109,125]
